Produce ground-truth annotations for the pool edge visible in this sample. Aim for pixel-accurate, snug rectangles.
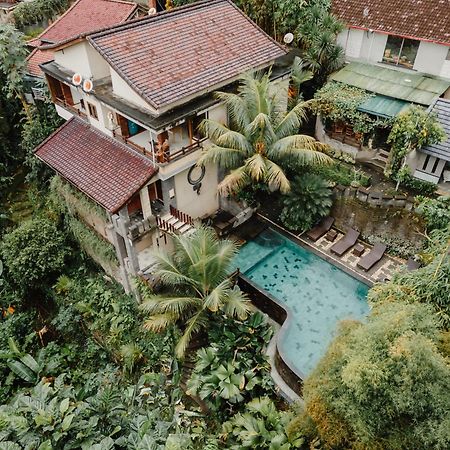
[238,275,305,397]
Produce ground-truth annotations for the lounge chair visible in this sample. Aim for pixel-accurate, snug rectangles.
[330,228,360,256]
[306,216,335,241]
[407,258,420,271]
[357,243,387,271]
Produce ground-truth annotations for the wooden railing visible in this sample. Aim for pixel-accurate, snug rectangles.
[170,205,194,225]
[159,137,207,164]
[55,99,87,118]
[112,131,154,158]
[155,215,177,234]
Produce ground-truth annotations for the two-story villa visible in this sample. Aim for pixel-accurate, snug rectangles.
[318,0,450,187]
[34,0,287,292]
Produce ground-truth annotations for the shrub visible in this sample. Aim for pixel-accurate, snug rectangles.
[416,195,450,231]
[394,168,437,196]
[280,174,333,231]
[369,226,450,329]
[13,0,70,29]
[1,217,68,290]
[313,160,371,187]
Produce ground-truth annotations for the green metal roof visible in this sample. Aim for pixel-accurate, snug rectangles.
[357,95,409,118]
[330,62,450,106]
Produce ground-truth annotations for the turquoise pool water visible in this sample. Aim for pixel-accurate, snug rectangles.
[234,229,369,375]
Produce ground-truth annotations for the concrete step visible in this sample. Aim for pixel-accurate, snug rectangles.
[377,149,390,158]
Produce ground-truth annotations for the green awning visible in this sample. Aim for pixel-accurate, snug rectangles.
[330,62,450,106]
[357,95,409,118]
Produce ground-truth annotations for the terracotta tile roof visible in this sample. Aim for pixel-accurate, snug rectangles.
[29,0,137,48]
[89,0,286,110]
[35,117,158,213]
[332,0,450,46]
[26,0,137,76]
[27,48,54,77]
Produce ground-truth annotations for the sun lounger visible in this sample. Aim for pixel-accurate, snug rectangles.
[330,228,360,256]
[357,243,387,271]
[306,216,335,241]
[407,258,420,271]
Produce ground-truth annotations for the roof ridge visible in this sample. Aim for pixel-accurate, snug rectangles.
[88,0,227,40]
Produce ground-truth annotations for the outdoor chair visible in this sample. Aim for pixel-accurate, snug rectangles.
[357,243,387,271]
[306,216,335,241]
[330,228,360,256]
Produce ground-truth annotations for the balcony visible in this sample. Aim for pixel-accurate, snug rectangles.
[55,98,87,119]
[113,127,206,165]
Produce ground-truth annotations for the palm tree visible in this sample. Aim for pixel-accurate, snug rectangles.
[140,226,250,358]
[198,71,331,196]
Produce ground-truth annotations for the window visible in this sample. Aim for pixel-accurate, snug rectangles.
[87,102,98,120]
[446,48,450,61]
[383,36,419,68]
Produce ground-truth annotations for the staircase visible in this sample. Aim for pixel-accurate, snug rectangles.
[156,205,195,236]
[369,149,390,170]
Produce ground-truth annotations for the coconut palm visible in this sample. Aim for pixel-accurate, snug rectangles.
[197,71,331,196]
[140,226,250,358]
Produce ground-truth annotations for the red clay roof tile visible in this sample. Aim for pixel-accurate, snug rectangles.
[89,0,286,109]
[26,0,137,76]
[35,117,158,213]
[332,0,450,46]
[26,48,54,77]
[30,0,137,47]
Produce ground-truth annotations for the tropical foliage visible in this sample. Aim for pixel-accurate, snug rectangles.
[280,174,333,231]
[0,24,30,118]
[13,0,70,29]
[296,4,345,84]
[416,195,450,231]
[312,81,392,135]
[140,226,250,358]
[187,313,275,415]
[222,397,304,449]
[199,72,330,195]
[1,217,68,291]
[369,226,450,329]
[386,105,446,179]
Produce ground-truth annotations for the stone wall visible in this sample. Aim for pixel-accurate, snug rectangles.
[331,191,426,250]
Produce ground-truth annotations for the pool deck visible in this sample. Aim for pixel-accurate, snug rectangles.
[242,214,406,286]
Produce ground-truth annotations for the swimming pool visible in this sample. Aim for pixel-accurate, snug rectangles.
[234,228,369,376]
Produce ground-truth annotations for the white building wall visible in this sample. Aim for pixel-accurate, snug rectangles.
[360,31,388,63]
[440,59,450,79]
[208,103,227,125]
[55,42,109,80]
[413,41,449,76]
[110,68,156,114]
[55,42,93,79]
[339,28,387,63]
[338,29,365,59]
[174,162,219,218]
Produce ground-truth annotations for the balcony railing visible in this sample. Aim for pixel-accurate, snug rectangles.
[161,137,207,164]
[55,98,87,118]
